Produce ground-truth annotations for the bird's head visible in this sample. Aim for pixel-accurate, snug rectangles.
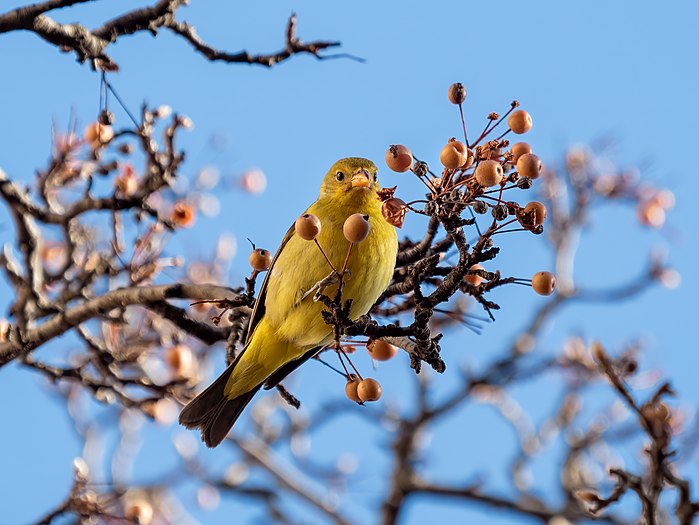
[319,157,381,202]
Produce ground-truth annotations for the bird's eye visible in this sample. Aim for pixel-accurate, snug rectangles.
[373,173,378,181]
[336,171,345,182]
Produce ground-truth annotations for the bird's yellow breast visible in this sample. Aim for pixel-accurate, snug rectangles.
[264,191,397,348]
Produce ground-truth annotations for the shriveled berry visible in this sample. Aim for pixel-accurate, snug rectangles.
[440,139,468,169]
[382,198,408,228]
[249,248,272,271]
[492,203,508,221]
[357,378,382,402]
[532,271,556,295]
[367,339,398,361]
[98,110,114,126]
[473,200,488,214]
[465,263,485,286]
[516,153,542,179]
[448,82,467,104]
[518,201,547,229]
[511,142,532,163]
[508,110,533,134]
[412,160,428,177]
[516,177,533,189]
[295,213,321,241]
[345,376,362,402]
[343,213,370,243]
[385,145,413,173]
[475,160,504,187]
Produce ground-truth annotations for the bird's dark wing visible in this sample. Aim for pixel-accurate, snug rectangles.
[245,222,296,345]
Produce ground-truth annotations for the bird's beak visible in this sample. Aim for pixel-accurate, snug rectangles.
[351,169,371,188]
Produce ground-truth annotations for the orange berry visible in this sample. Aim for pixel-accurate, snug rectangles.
[511,142,532,163]
[248,248,272,271]
[367,339,398,361]
[343,213,370,243]
[440,139,468,169]
[508,110,533,134]
[532,271,556,295]
[475,160,504,187]
[165,344,195,379]
[171,201,196,228]
[516,153,542,179]
[447,82,467,105]
[294,213,321,241]
[385,145,413,173]
[357,378,382,402]
[465,263,485,286]
[637,202,665,228]
[83,122,113,146]
[345,376,362,402]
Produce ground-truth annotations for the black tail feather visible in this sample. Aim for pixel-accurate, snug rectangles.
[179,361,261,448]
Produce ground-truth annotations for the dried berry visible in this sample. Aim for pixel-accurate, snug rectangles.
[460,148,475,169]
[473,200,488,214]
[447,82,467,105]
[516,153,542,179]
[295,213,322,241]
[249,248,272,271]
[343,213,370,243]
[440,139,468,169]
[492,203,508,221]
[98,109,115,126]
[518,201,547,229]
[412,160,429,177]
[385,145,413,173]
[516,177,533,189]
[367,339,398,361]
[382,198,408,228]
[357,378,382,402]
[507,110,533,134]
[475,160,504,187]
[532,271,556,295]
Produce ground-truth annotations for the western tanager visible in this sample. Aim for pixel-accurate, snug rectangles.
[180,158,398,447]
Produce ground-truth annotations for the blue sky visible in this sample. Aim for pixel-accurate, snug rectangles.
[1,1,698,524]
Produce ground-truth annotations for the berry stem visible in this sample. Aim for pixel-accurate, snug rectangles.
[458,103,469,148]
[313,239,338,273]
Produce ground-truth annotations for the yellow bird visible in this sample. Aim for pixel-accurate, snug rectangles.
[180,158,398,447]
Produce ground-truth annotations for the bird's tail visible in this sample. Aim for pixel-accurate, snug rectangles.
[179,361,261,448]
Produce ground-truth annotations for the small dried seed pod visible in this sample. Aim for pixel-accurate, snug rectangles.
[412,160,429,177]
[345,375,362,402]
[367,339,398,361]
[517,177,533,189]
[473,200,488,214]
[465,263,485,286]
[532,224,544,235]
[492,203,508,221]
[440,139,468,169]
[343,214,370,243]
[357,378,382,402]
[98,110,115,126]
[249,248,272,271]
[508,110,533,134]
[448,82,467,104]
[475,160,504,187]
[385,145,413,173]
[511,142,532,163]
[532,271,556,295]
[295,213,322,241]
[516,153,542,179]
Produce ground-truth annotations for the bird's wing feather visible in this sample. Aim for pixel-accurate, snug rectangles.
[244,223,296,345]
